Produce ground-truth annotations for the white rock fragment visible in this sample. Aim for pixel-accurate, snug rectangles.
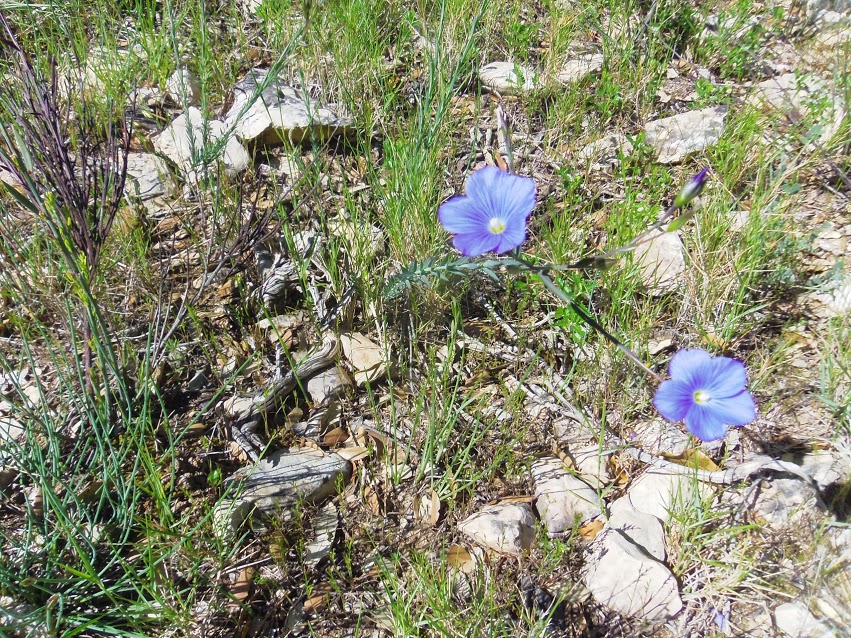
[801,450,849,490]
[775,601,835,638]
[573,446,612,488]
[625,467,706,523]
[578,132,633,170]
[557,53,604,84]
[632,419,689,456]
[753,478,825,527]
[751,73,845,146]
[303,502,338,567]
[215,448,351,532]
[165,68,201,105]
[479,61,538,95]
[644,106,727,164]
[607,500,666,561]
[124,153,173,200]
[458,502,535,555]
[583,528,682,621]
[224,68,353,145]
[340,333,386,386]
[532,457,603,534]
[154,107,251,178]
[633,229,686,295]
[307,366,351,406]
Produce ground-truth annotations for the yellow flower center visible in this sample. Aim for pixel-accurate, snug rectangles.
[693,390,710,404]
[488,217,506,234]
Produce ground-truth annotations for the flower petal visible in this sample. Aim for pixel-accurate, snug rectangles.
[438,195,489,235]
[654,379,694,422]
[453,231,499,257]
[702,357,748,398]
[684,404,729,441]
[465,166,535,226]
[705,390,756,426]
[492,212,527,253]
[667,349,713,385]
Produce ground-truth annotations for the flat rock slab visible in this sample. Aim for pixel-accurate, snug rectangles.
[624,466,707,523]
[340,333,386,386]
[224,68,353,145]
[633,228,686,295]
[479,61,538,95]
[557,53,604,84]
[458,502,535,555]
[752,73,845,146]
[124,153,173,200]
[532,457,603,533]
[583,528,682,621]
[216,448,352,532]
[307,366,351,406]
[753,477,825,527]
[631,419,689,456]
[774,601,835,638]
[644,106,727,164]
[154,107,250,178]
[608,499,666,561]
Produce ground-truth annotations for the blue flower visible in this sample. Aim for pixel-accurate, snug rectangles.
[674,167,710,208]
[438,166,535,257]
[654,349,757,442]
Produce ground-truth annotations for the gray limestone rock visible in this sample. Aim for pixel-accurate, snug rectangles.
[607,499,666,561]
[215,448,351,532]
[583,528,682,621]
[124,153,173,200]
[532,457,603,534]
[479,61,539,95]
[633,229,687,295]
[458,502,535,555]
[224,68,353,145]
[154,107,251,178]
[644,106,727,164]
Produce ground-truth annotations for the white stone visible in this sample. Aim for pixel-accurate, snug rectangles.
[775,601,835,638]
[557,53,604,84]
[215,448,351,532]
[644,106,727,164]
[532,457,603,534]
[307,366,351,406]
[0,415,23,444]
[583,528,682,621]
[578,132,633,169]
[154,107,251,178]
[607,501,666,561]
[801,450,848,490]
[479,61,538,95]
[625,467,705,523]
[165,68,201,105]
[752,73,845,146]
[753,478,825,527]
[124,153,173,200]
[632,419,690,456]
[633,229,686,295]
[458,503,535,555]
[224,68,353,145]
[572,446,612,487]
[340,333,386,386]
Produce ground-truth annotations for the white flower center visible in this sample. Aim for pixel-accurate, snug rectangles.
[488,217,506,235]
[693,390,710,404]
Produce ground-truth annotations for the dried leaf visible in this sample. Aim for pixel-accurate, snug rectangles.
[578,519,604,541]
[335,446,371,462]
[231,566,254,605]
[662,448,720,472]
[414,489,441,526]
[323,427,349,447]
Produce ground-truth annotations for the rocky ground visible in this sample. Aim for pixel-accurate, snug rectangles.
[0,0,850,637]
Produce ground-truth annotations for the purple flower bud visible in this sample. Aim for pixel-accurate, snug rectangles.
[674,167,710,208]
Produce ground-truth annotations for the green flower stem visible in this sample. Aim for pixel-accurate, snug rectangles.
[512,256,663,383]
